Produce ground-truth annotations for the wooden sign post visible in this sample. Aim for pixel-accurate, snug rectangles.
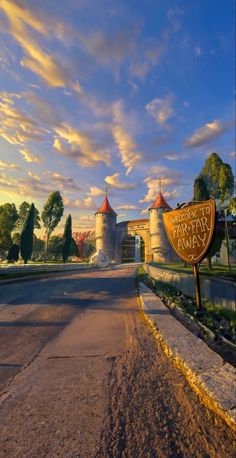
[163,197,216,311]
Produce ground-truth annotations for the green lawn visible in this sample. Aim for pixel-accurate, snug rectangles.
[150,262,236,280]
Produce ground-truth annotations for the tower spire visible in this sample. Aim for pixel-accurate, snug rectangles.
[159,176,162,193]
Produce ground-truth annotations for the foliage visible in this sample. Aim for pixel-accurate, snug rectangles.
[41,191,64,261]
[20,203,35,264]
[199,152,234,203]
[47,235,63,260]
[32,235,45,261]
[12,232,21,245]
[193,177,210,201]
[0,203,19,252]
[83,238,96,258]
[17,201,41,231]
[70,237,79,257]
[7,244,20,262]
[227,197,236,217]
[206,224,224,269]
[62,214,72,263]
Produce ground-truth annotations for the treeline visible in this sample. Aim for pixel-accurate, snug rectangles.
[0,190,91,264]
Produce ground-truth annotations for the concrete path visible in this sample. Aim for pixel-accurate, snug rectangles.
[139,282,236,430]
[0,269,235,457]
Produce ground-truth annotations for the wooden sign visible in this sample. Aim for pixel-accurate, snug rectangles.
[163,197,216,265]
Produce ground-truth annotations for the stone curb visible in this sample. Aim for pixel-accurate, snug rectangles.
[139,282,236,432]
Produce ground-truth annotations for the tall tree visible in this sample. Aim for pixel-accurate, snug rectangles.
[41,191,64,261]
[193,177,210,201]
[20,203,35,264]
[62,214,72,263]
[16,201,41,231]
[0,203,19,253]
[227,197,236,217]
[199,152,234,203]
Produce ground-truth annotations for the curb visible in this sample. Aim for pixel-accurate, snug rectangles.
[138,283,236,432]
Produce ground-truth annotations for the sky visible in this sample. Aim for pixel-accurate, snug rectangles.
[0,0,235,235]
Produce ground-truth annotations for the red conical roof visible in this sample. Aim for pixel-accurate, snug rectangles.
[96,196,116,214]
[149,191,171,210]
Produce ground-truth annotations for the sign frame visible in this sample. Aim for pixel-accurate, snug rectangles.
[163,197,216,265]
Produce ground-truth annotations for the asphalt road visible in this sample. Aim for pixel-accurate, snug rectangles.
[0,268,235,457]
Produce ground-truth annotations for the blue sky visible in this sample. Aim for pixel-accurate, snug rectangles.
[0,0,235,234]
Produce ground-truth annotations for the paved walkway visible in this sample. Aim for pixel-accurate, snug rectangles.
[139,283,236,431]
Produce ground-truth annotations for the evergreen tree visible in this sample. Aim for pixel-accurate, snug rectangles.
[62,214,72,263]
[7,244,20,263]
[193,177,210,201]
[20,203,35,264]
[17,201,41,231]
[199,152,234,202]
[41,191,64,261]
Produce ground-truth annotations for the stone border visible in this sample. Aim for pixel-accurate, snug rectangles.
[138,282,236,432]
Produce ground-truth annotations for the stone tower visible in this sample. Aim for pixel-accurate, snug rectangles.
[95,196,117,260]
[149,191,172,262]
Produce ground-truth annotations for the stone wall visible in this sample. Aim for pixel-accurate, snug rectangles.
[143,264,236,311]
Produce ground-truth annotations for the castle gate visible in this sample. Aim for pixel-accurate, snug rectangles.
[115,219,152,263]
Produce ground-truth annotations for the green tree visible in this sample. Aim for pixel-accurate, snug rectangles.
[206,225,224,270]
[70,238,79,257]
[199,152,234,203]
[62,214,72,263]
[17,201,41,231]
[32,235,45,261]
[7,244,20,263]
[41,191,64,261]
[20,203,35,264]
[193,177,210,201]
[227,197,236,217]
[0,203,19,253]
[47,235,63,260]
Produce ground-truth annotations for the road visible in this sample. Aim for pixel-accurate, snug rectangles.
[0,267,235,457]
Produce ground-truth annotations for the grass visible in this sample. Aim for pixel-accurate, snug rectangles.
[150,262,236,280]
[137,266,236,342]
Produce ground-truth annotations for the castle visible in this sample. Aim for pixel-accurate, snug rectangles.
[94,191,176,263]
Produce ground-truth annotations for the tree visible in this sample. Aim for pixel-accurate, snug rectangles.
[206,224,224,270]
[62,214,72,263]
[0,203,19,253]
[7,244,20,263]
[20,203,35,264]
[47,235,63,260]
[16,201,41,231]
[199,152,234,203]
[32,235,45,261]
[41,191,64,261]
[227,197,236,217]
[70,238,79,257]
[197,152,234,270]
[193,177,210,201]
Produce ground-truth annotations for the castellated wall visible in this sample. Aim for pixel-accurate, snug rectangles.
[95,213,117,260]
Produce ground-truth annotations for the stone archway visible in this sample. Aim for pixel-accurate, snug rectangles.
[122,234,145,263]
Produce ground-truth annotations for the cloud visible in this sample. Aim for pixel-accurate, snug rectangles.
[111,100,142,174]
[164,153,189,161]
[88,186,105,197]
[146,95,175,127]
[0,0,82,92]
[0,92,48,145]
[0,160,20,170]
[116,204,140,210]
[139,176,181,204]
[54,123,111,167]
[64,196,96,210]
[20,148,42,163]
[79,24,140,65]
[44,171,81,192]
[105,173,136,190]
[27,171,40,180]
[184,120,228,148]
[195,46,202,57]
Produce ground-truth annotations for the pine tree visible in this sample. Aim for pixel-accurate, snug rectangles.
[193,177,210,201]
[41,191,64,261]
[20,203,35,264]
[62,214,72,263]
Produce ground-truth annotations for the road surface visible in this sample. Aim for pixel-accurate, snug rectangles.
[0,267,235,457]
